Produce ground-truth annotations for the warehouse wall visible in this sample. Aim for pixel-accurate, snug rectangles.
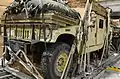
[67,0,87,8]
[100,0,120,26]
[0,0,12,35]
[0,0,12,17]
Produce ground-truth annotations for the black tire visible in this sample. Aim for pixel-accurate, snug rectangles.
[40,43,70,79]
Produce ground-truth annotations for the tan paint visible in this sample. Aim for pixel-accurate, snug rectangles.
[3,0,110,54]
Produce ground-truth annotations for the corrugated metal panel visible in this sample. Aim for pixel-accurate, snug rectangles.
[100,1,120,12]
[100,1,120,19]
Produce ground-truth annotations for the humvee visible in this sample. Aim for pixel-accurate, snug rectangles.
[1,0,111,79]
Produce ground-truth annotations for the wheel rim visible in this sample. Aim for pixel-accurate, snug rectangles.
[56,52,68,73]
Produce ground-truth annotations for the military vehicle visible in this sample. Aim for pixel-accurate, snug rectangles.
[1,0,113,79]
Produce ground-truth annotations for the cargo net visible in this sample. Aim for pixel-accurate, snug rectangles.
[4,0,80,25]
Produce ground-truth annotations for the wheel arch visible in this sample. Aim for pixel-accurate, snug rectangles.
[56,34,75,46]
[56,34,78,54]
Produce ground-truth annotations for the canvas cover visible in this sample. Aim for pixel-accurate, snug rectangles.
[5,0,80,19]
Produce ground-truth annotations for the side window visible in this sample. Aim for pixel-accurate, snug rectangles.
[24,30,27,39]
[99,19,104,28]
[27,30,29,39]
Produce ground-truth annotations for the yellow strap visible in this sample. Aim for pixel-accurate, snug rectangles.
[106,66,120,72]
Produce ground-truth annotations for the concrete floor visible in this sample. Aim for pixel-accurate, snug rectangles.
[100,71,120,79]
[0,41,120,79]
[1,57,120,79]
[97,58,120,79]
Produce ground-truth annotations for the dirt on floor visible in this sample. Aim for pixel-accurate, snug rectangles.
[0,35,3,57]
